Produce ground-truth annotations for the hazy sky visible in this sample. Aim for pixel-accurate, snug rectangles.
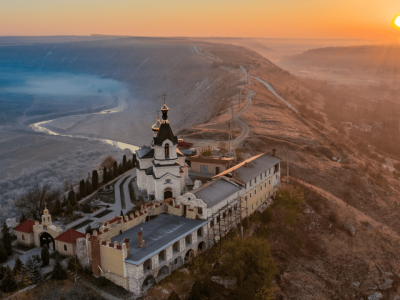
[1,0,400,41]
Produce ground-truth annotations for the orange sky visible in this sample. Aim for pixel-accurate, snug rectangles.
[1,0,400,41]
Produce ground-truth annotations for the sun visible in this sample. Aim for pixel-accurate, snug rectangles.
[391,14,400,30]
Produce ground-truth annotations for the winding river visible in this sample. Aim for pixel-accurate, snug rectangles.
[29,97,140,152]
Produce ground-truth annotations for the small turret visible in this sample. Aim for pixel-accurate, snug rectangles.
[42,202,52,225]
[152,118,161,137]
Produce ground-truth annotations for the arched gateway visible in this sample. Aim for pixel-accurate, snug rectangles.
[164,187,173,200]
[39,232,55,250]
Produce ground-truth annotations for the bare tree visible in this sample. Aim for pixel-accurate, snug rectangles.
[62,179,71,193]
[99,155,116,171]
[15,184,61,220]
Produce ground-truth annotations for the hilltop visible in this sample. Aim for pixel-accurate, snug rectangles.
[174,40,400,299]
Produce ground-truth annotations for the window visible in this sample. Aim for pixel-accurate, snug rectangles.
[265,171,267,176]
[260,185,263,191]
[198,207,203,215]
[197,228,202,237]
[64,245,67,251]
[260,174,262,179]
[269,179,271,184]
[254,188,257,195]
[250,192,252,198]
[252,204,254,209]
[210,220,214,228]
[255,177,257,184]
[217,216,220,223]
[165,143,170,158]
[265,182,267,187]
[249,181,252,187]
[22,235,25,241]
[244,195,248,201]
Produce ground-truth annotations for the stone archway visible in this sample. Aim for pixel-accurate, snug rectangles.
[142,275,155,292]
[184,249,194,264]
[39,232,55,250]
[198,241,206,252]
[164,187,173,200]
[157,265,169,281]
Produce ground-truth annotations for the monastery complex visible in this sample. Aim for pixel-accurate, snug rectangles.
[13,101,281,296]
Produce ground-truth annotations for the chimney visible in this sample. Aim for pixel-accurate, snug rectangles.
[125,238,130,255]
[272,149,276,157]
[138,232,145,248]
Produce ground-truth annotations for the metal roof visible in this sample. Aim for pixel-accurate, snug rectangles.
[192,178,241,207]
[214,153,281,184]
[136,146,153,159]
[153,123,178,146]
[111,214,207,265]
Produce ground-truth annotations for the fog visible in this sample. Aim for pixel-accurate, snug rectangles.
[1,71,124,96]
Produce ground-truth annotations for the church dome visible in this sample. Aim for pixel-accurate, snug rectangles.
[152,118,161,132]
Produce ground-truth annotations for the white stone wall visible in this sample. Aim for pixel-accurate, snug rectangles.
[137,169,147,191]
[154,175,181,201]
[125,232,208,296]
[154,140,177,161]
[153,165,180,178]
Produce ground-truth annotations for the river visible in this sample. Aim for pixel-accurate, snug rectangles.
[29,97,140,152]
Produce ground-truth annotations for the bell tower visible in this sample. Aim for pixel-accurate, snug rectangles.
[41,203,52,226]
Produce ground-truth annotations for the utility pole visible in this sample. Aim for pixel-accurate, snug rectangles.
[218,213,222,253]
[287,151,289,183]
[228,122,231,158]
[231,105,236,128]
[239,196,243,239]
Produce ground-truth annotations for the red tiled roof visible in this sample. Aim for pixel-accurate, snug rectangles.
[55,229,85,244]
[108,216,122,224]
[14,220,35,234]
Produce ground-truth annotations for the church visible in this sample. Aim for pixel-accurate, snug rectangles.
[135,101,189,201]
[13,99,281,296]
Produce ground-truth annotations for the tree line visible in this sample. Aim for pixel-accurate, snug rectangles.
[15,153,137,221]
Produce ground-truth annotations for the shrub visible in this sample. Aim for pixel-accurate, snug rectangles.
[0,269,17,293]
[0,245,7,263]
[2,222,12,256]
[200,146,213,156]
[82,203,91,214]
[41,244,50,266]
[52,256,67,280]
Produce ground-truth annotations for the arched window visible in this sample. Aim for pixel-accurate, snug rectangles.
[165,143,170,158]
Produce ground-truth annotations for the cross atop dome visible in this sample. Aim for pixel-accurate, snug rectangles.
[43,202,49,215]
[161,92,169,123]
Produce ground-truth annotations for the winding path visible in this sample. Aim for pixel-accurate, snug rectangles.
[250,75,298,113]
